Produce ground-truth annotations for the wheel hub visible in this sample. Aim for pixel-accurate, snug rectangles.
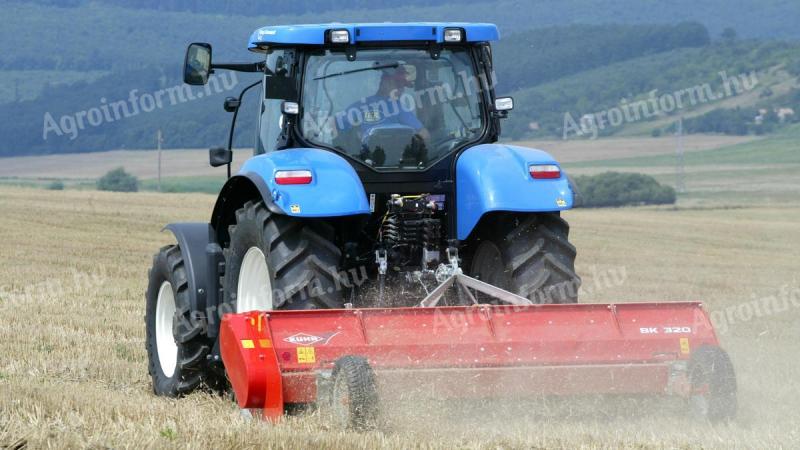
[155,281,178,377]
[237,247,274,313]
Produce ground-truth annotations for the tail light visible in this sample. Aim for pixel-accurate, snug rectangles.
[529,164,561,179]
[275,170,313,185]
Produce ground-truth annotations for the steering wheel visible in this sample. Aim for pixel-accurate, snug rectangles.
[431,134,466,155]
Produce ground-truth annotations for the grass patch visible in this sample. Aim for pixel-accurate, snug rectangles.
[563,127,800,207]
[159,427,177,440]
[1,174,225,194]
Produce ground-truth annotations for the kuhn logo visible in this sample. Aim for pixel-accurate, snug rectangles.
[283,332,339,346]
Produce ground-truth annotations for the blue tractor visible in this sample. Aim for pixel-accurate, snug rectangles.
[145,23,580,396]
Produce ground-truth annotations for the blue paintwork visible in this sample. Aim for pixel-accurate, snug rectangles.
[239,148,370,217]
[456,144,574,240]
[248,22,499,49]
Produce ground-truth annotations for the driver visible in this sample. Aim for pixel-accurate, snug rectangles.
[338,64,431,142]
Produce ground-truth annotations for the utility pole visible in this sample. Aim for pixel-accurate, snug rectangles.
[157,129,163,193]
[675,117,686,194]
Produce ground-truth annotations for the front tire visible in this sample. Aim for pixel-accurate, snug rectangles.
[222,201,344,311]
[145,245,213,396]
[469,213,581,304]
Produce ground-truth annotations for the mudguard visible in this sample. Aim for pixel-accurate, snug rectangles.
[456,144,574,240]
[163,223,225,337]
[238,148,370,217]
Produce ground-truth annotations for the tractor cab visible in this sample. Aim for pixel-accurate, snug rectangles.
[185,23,511,184]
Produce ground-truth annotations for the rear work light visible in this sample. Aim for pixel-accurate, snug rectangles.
[329,29,350,44]
[443,28,464,42]
[275,170,313,185]
[529,164,561,179]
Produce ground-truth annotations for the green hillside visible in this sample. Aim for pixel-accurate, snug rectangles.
[1,0,800,156]
[0,22,714,155]
[505,41,800,139]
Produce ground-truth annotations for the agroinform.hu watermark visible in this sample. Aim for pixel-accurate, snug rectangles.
[562,70,759,140]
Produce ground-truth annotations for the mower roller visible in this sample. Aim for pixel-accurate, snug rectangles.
[145,22,736,428]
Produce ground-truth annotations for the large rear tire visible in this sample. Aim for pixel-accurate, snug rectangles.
[222,201,344,312]
[469,213,580,304]
[145,245,214,396]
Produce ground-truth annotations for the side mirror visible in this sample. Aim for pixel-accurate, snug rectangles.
[209,147,232,167]
[223,97,240,113]
[184,43,212,85]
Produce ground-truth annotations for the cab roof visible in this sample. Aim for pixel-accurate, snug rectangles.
[248,22,499,50]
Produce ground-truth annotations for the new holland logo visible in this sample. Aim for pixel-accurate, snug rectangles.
[283,332,339,346]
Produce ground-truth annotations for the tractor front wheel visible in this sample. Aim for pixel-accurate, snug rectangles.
[145,245,214,396]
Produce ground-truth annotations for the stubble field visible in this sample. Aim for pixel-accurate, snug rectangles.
[1,187,798,449]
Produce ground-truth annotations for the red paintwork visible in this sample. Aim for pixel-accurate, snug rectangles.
[219,302,720,422]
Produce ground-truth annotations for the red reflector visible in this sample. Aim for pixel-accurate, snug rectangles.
[530,164,561,179]
[275,170,312,185]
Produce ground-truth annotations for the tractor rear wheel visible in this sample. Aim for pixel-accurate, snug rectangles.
[222,201,344,312]
[145,245,214,396]
[469,213,580,304]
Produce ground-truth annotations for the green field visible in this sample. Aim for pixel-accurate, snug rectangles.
[2,130,797,208]
[139,176,226,194]
[562,125,800,206]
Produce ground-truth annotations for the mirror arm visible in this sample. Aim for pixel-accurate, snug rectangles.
[225,80,262,178]
[211,61,271,75]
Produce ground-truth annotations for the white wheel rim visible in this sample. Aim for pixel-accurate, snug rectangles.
[237,247,273,313]
[156,281,178,377]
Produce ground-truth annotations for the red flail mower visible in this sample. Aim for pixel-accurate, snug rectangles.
[220,275,736,428]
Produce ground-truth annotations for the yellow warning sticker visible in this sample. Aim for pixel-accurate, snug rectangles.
[259,339,272,348]
[297,346,316,363]
[241,339,255,349]
[679,337,690,354]
[290,204,301,214]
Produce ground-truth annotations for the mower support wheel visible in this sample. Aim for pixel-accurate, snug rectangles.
[330,356,379,430]
[688,345,737,422]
